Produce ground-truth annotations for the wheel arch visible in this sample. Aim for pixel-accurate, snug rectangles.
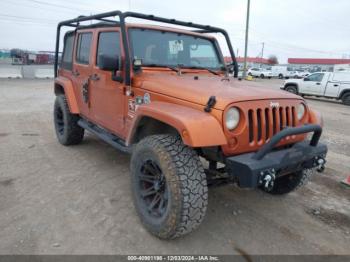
[54,77,79,114]
[284,83,299,93]
[129,116,179,145]
[339,89,350,99]
[54,83,65,95]
[126,102,227,147]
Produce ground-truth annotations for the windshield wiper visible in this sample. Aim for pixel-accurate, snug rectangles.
[186,66,220,76]
[144,64,180,73]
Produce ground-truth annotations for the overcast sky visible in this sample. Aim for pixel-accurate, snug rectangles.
[0,0,349,63]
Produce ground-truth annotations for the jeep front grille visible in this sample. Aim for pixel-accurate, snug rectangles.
[248,106,297,144]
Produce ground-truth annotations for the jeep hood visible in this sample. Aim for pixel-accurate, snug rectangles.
[134,73,302,110]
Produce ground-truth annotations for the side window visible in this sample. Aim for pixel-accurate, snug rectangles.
[61,33,74,70]
[76,32,92,64]
[96,31,121,66]
[307,73,324,82]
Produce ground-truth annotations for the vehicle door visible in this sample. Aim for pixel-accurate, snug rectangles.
[301,73,325,95]
[250,68,259,77]
[89,28,125,136]
[71,30,93,118]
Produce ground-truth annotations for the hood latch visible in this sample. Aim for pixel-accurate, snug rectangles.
[204,96,217,113]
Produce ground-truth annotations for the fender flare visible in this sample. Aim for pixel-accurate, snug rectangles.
[126,101,227,147]
[54,76,79,114]
[309,109,323,127]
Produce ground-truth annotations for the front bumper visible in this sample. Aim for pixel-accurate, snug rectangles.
[225,125,327,188]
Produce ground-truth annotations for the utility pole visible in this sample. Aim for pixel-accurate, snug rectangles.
[261,42,265,68]
[242,0,251,78]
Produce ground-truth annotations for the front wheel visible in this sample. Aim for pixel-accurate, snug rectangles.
[130,135,208,239]
[260,74,265,79]
[262,169,313,195]
[285,85,298,95]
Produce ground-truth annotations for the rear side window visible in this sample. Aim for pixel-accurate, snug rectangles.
[61,33,74,70]
[96,31,121,66]
[333,72,350,82]
[76,33,92,64]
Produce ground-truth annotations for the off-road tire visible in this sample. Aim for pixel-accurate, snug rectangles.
[130,134,208,239]
[342,93,350,106]
[285,85,298,95]
[54,95,84,145]
[263,169,313,195]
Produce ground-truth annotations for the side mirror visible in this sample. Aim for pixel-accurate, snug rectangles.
[304,77,309,81]
[98,54,119,71]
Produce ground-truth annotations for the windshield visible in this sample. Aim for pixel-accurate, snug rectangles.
[129,28,224,70]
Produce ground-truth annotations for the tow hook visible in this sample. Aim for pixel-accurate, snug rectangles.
[316,158,326,173]
[259,169,276,191]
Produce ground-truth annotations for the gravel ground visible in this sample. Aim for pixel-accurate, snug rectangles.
[0,78,349,255]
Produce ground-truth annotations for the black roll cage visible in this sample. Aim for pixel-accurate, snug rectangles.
[54,10,239,85]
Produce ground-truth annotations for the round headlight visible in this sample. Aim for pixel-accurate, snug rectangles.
[226,107,240,130]
[297,104,306,120]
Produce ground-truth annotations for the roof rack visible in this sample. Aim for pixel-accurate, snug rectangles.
[55,10,239,83]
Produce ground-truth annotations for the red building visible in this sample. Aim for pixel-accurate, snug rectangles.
[288,58,350,72]
[224,57,272,68]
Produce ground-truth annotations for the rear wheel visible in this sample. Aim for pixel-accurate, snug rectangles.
[130,134,208,239]
[54,95,84,145]
[285,85,298,95]
[262,169,313,195]
[260,74,265,79]
[278,74,284,79]
[342,93,350,105]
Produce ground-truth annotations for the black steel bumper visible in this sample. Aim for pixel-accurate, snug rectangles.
[225,124,328,188]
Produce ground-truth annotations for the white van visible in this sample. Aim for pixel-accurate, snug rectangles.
[270,66,294,79]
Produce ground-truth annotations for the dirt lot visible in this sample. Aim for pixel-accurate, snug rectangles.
[0,78,349,255]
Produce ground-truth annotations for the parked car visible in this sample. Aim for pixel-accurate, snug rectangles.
[281,71,350,105]
[247,67,273,78]
[286,70,309,79]
[54,10,327,239]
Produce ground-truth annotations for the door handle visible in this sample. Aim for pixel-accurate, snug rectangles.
[72,70,80,77]
[90,74,100,81]
[316,83,321,85]
[334,84,339,87]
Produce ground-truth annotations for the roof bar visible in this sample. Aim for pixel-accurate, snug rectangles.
[54,10,239,82]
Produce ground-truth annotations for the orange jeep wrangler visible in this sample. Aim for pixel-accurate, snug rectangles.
[54,11,327,239]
